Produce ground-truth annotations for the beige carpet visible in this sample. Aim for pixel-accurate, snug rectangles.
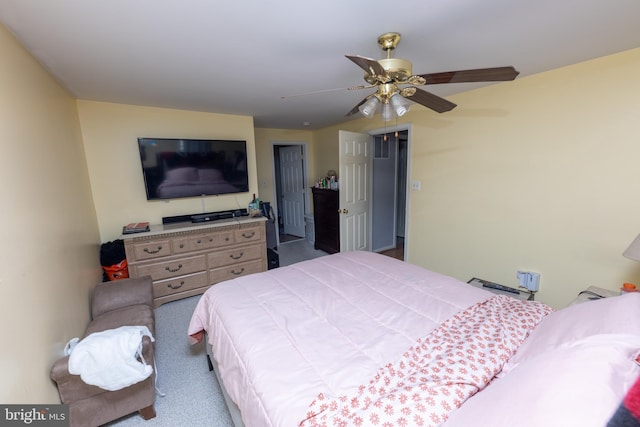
[276,238,328,266]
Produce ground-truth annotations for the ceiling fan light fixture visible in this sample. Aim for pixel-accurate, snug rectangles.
[381,103,393,122]
[390,94,412,117]
[358,96,380,118]
[345,32,519,118]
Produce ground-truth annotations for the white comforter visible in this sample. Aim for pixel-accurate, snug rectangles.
[188,251,494,427]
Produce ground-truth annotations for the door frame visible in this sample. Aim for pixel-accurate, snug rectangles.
[270,141,310,247]
[368,124,412,261]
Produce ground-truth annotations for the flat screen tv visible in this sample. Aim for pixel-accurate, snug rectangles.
[137,137,249,200]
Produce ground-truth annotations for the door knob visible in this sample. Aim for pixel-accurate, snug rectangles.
[338,209,349,214]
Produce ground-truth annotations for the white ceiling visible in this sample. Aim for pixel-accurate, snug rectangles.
[1,0,639,130]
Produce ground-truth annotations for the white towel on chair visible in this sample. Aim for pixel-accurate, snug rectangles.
[68,325,155,391]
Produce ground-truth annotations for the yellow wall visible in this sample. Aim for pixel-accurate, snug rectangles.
[0,25,101,402]
[313,48,640,308]
[77,101,258,242]
[421,48,640,308]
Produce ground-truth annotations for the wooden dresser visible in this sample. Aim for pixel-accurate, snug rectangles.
[122,217,267,307]
[312,187,340,254]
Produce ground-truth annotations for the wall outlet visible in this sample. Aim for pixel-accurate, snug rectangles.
[411,180,421,191]
[517,271,540,292]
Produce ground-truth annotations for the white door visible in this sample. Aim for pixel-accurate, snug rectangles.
[279,145,305,237]
[339,130,371,252]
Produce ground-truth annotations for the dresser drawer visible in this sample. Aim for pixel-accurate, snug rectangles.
[234,226,264,244]
[207,244,263,268]
[153,271,209,298]
[172,230,235,254]
[171,237,191,254]
[209,259,265,283]
[131,239,172,261]
[136,254,206,281]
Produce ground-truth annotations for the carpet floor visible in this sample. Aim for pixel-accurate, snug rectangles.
[107,239,327,426]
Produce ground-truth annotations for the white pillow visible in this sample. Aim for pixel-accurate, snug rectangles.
[444,334,640,427]
[503,292,640,374]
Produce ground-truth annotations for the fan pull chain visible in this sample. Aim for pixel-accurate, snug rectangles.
[383,120,388,141]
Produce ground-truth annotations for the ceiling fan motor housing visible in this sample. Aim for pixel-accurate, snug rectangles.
[378,58,412,82]
[363,57,413,85]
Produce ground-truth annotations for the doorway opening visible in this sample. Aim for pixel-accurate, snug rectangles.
[272,142,308,246]
[371,129,409,261]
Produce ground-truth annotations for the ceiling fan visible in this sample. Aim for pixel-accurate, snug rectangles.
[344,32,519,120]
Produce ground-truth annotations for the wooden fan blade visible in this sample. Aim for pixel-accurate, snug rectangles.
[345,55,387,79]
[404,88,456,113]
[345,96,371,117]
[418,66,519,85]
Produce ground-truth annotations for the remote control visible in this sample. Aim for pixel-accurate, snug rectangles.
[481,281,520,294]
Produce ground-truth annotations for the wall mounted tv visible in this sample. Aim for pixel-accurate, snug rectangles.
[137,137,249,200]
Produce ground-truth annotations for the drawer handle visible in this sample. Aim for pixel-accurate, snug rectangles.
[165,264,183,273]
[143,246,163,254]
[229,252,244,260]
[231,267,245,275]
[179,243,185,248]
[167,281,184,290]
[241,231,255,239]
[225,237,230,241]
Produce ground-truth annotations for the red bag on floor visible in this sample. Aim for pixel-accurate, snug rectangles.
[102,259,129,281]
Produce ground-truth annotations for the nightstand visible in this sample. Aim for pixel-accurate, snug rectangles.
[468,277,535,301]
[569,285,620,305]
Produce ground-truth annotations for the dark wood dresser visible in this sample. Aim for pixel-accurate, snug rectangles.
[312,187,340,253]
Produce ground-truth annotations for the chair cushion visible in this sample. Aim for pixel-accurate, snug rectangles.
[86,304,154,337]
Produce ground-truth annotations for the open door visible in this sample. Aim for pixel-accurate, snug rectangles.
[278,145,306,237]
[371,133,397,252]
[338,130,371,252]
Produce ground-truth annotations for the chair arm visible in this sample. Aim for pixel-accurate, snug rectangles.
[91,276,153,319]
[50,355,104,402]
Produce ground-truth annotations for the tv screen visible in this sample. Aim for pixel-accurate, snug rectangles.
[137,137,249,200]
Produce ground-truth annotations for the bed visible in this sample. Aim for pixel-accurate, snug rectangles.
[188,251,640,427]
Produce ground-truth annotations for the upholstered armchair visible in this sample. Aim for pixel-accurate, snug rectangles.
[50,276,157,427]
